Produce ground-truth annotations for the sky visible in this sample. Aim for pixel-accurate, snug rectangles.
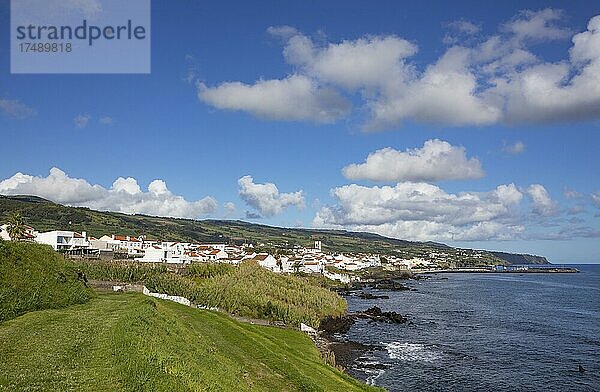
[1,0,599,263]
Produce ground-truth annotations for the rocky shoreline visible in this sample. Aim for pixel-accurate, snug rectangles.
[311,277,417,378]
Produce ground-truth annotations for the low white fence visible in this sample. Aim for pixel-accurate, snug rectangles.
[141,286,192,306]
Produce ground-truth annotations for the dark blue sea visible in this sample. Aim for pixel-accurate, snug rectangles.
[341,265,600,391]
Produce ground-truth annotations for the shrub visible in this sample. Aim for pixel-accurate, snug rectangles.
[0,241,93,322]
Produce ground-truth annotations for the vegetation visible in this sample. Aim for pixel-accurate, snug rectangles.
[0,194,547,265]
[0,241,378,391]
[6,212,26,241]
[0,293,380,391]
[72,260,347,327]
[0,241,93,323]
[0,194,442,254]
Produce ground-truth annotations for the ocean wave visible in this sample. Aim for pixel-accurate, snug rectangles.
[384,342,441,362]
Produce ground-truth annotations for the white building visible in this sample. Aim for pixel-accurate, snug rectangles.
[0,224,37,241]
[252,253,280,272]
[98,235,144,255]
[35,230,89,251]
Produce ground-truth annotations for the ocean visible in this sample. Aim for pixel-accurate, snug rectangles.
[339,264,600,391]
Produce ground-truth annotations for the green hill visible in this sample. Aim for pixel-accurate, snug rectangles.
[0,241,93,322]
[0,241,379,391]
[0,194,545,265]
[0,293,379,391]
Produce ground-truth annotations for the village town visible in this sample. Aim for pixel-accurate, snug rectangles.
[0,224,449,282]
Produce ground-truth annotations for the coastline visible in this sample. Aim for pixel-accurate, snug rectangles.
[414,266,579,274]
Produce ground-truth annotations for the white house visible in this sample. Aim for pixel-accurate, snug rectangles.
[135,243,191,264]
[200,243,227,251]
[0,224,37,241]
[252,253,280,273]
[98,235,144,255]
[35,230,89,251]
[299,257,324,274]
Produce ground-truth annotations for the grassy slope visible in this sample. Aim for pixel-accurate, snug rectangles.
[73,260,347,327]
[0,241,93,322]
[0,293,380,392]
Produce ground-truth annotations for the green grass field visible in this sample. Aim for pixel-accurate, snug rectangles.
[0,293,380,391]
[0,241,380,391]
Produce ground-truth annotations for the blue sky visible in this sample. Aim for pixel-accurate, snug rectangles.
[1,0,599,263]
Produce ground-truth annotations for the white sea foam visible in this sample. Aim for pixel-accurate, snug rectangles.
[384,342,441,362]
[365,368,385,385]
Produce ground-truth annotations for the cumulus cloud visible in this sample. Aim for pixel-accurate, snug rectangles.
[73,114,91,128]
[0,99,36,119]
[199,10,600,129]
[0,168,217,219]
[526,184,557,216]
[365,46,502,129]
[238,175,304,217]
[313,182,525,241]
[503,140,526,154]
[502,8,571,41]
[281,33,418,91]
[223,201,236,217]
[342,139,484,182]
[492,15,600,123]
[198,75,350,123]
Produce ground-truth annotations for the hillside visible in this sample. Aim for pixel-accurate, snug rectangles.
[0,241,93,322]
[489,251,549,265]
[0,195,547,265]
[73,260,347,327]
[0,293,379,391]
[0,241,379,391]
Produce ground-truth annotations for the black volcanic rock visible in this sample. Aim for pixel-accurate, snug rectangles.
[319,315,356,334]
[354,306,407,324]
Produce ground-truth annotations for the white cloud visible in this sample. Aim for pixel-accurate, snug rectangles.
[0,168,217,219]
[448,20,481,35]
[502,8,571,41]
[198,75,350,123]
[342,139,484,182]
[99,116,114,125]
[526,184,557,216]
[267,25,299,39]
[0,99,36,119]
[366,46,502,129]
[199,12,600,129]
[443,20,481,45]
[313,182,524,241]
[503,140,526,154]
[73,114,91,128]
[238,175,304,217]
[281,33,418,90]
[493,15,600,123]
[111,177,142,195]
[223,202,236,217]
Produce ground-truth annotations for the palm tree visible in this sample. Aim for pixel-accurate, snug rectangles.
[7,213,26,241]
